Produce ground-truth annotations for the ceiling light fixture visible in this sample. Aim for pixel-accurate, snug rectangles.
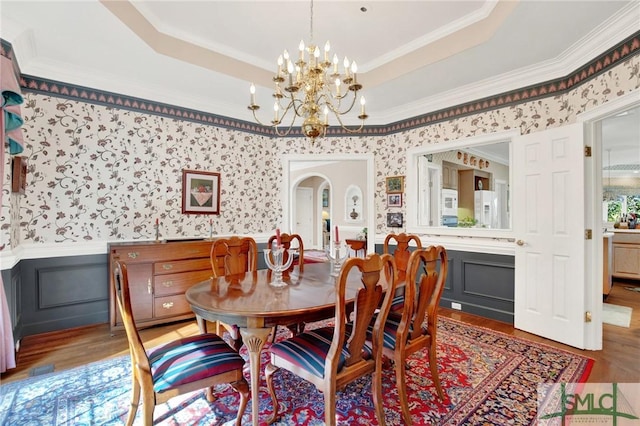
[247,0,367,141]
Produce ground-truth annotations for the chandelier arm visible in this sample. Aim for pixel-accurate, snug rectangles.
[330,111,366,134]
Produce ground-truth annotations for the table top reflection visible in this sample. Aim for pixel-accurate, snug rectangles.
[185,262,368,328]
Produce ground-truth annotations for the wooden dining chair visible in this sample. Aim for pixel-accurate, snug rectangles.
[208,236,258,349]
[112,261,249,426]
[375,245,448,426]
[384,232,422,310]
[264,253,397,426]
[210,236,258,277]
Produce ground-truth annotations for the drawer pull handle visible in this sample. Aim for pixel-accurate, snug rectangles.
[128,252,139,259]
[162,302,174,309]
[162,281,174,287]
[163,264,173,270]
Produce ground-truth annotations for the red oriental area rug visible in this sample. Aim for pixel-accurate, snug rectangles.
[0,317,593,425]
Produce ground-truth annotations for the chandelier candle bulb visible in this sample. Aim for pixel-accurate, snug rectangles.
[324,41,330,62]
[249,83,256,105]
[332,54,339,74]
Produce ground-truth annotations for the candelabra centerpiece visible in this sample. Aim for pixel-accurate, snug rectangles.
[264,246,294,287]
[247,0,367,142]
[325,239,348,277]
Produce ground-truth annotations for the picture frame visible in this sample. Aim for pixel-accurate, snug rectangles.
[385,175,404,193]
[387,212,403,228]
[387,193,402,207]
[11,156,27,194]
[322,188,329,207]
[181,169,221,215]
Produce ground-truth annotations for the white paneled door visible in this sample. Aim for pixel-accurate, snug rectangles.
[295,187,314,247]
[513,123,587,349]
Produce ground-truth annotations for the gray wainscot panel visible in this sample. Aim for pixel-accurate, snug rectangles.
[19,254,109,336]
[375,244,514,323]
[442,250,514,323]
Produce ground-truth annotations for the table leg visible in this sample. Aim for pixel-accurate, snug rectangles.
[239,327,272,426]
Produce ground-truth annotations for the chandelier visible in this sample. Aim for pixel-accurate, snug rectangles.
[247,0,368,141]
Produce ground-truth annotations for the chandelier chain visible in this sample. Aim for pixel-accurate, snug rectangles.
[309,0,314,42]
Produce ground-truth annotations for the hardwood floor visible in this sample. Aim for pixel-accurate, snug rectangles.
[2,280,639,385]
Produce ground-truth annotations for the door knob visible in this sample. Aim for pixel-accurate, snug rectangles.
[516,239,525,246]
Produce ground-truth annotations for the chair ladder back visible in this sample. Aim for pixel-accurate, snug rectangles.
[407,246,448,340]
[335,254,397,371]
[267,233,304,273]
[383,233,422,282]
[210,236,258,277]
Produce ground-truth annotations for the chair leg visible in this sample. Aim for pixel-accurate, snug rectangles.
[126,374,141,426]
[231,377,250,426]
[264,362,280,424]
[323,389,337,426]
[141,391,155,426]
[429,343,445,401]
[394,355,411,426]
[205,386,216,402]
[372,359,387,426]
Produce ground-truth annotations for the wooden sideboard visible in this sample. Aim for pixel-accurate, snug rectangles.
[108,239,214,330]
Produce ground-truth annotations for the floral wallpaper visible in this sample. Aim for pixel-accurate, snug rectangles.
[1,52,638,252]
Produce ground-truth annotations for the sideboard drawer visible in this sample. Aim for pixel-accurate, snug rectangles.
[154,258,211,275]
[154,269,212,296]
[154,295,192,318]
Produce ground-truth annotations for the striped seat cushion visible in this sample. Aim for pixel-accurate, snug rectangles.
[148,333,245,393]
[390,294,405,311]
[269,325,372,379]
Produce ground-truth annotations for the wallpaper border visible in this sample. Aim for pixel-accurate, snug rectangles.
[2,31,640,138]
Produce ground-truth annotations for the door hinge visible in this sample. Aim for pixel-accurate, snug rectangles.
[585,311,592,322]
[584,146,592,157]
[585,229,592,240]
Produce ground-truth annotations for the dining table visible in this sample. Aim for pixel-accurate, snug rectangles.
[185,260,389,425]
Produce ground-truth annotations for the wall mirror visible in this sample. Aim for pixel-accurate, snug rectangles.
[600,104,640,228]
[282,154,375,251]
[406,131,516,237]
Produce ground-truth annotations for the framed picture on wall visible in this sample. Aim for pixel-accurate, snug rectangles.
[387,212,403,228]
[322,188,329,207]
[181,169,221,214]
[387,193,402,207]
[385,176,404,193]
